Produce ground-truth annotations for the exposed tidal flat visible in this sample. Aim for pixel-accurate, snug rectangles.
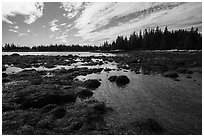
[2,50,202,135]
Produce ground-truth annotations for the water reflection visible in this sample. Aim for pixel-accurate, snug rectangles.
[2,52,116,57]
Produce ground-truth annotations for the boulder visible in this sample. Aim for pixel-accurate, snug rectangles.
[163,71,179,78]
[11,53,20,56]
[104,68,112,72]
[115,75,130,86]
[77,88,93,99]
[108,76,117,82]
[84,79,101,89]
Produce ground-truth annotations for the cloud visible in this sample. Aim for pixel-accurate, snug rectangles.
[49,19,60,32]
[60,23,67,26]
[8,29,18,33]
[2,2,44,24]
[14,26,19,29]
[55,34,68,43]
[18,33,28,36]
[60,2,85,18]
[73,2,201,45]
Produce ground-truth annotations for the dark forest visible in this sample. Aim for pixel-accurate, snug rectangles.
[3,26,202,52]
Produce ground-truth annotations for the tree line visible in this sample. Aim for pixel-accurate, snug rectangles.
[2,26,202,52]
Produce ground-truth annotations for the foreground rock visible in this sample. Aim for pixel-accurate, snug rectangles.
[115,75,130,87]
[84,79,101,89]
[163,71,179,78]
[76,88,94,99]
[108,76,117,82]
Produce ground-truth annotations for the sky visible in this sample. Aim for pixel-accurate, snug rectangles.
[2,2,202,47]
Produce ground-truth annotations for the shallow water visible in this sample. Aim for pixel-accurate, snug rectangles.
[2,52,202,134]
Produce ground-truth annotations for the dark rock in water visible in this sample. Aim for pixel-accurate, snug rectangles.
[67,54,73,58]
[51,107,67,119]
[104,68,112,72]
[186,76,192,79]
[11,53,20,56]
[2,78,10,83]
[108,76,117,82]
[84,79,101,89]
[2,73,8,78]
[77,88,93,99]
[44,63,55,68]
[135,118,163,134]
[115,75,130,86]
[39,104,58,114]
[163,71,179,78]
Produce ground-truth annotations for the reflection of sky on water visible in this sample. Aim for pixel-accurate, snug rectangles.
[3,58,119,74]
[2,52,116,57]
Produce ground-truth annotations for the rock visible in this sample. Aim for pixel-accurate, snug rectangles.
[115,75,130,86]
[2,73,8,78]
[44,63,55,68]
[51,107,67,119]
[186,76,192,79]
[163,71,179,78]
[77,88,93,99]
[11,53,20,56]
[108,76,117,82]
[84,79,101,89]
[67,54,73,58]
[104,68,112,72]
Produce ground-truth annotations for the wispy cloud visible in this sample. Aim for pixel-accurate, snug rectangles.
[14,26,19,29]
[49,19,60,32]
[71,2,202,45]
[18,33,28,37]
[2,2,44,24]
[60,23,66,26]
[60,2,85,18]
[8,29,18,33]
